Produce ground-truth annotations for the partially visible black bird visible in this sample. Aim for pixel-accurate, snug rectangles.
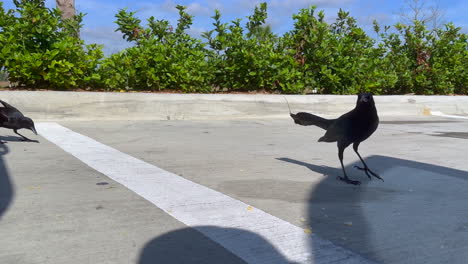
[0,100,37,142]
[289,93,382,185]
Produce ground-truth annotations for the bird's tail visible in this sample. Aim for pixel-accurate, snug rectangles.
[283,96,333,130]
[290,112,333,130]
[283,96,293,115]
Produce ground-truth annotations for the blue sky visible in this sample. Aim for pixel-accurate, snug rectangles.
[3,0,467,55]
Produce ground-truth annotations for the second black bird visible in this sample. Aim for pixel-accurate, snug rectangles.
[0,100,37,142]
[290,93,382,185]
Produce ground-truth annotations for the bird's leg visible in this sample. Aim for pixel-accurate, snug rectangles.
[337,143,360,185]
[14,129,34,142]
[352,142,383,181]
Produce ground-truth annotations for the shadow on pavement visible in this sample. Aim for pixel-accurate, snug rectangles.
[0,143,11,219]
[279,155,468,264]
[278,156,375,262]
[0,135,39,143]
[138,225,297,264]
[136,154,468,264]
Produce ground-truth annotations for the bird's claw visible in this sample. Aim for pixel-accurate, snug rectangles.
[354,165,372,180]
[337,176,361,185]
[354,165,384,182]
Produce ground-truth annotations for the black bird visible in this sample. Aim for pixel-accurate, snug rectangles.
[289,93,382,185]
[0,100,37,142]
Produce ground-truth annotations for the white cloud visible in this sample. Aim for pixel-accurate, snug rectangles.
[158,0,179,14]
[81,27,123,41]
[362,13,394,25]
[204,0,262,15]
[81,27,134,55]
[264,2,351,34]
[265,16,282,30]
[206,0,223,11]
[76,0,111,11]
[136,0,178,22]
[270,0,354,11]
[186,2,211,16]
[80,24,208,54]
[187,26,209,38]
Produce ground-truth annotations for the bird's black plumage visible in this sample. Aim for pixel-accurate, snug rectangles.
[0,100,37,142]
[290,93,382,185]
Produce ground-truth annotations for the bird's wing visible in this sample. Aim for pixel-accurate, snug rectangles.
[0,100,16,109]
[0,100,24,118]
[318,111,353,142]
[0,111,8,123]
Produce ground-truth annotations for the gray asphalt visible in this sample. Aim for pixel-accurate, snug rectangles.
[1,116,467,264]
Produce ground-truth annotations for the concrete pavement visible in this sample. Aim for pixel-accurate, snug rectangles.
[1,115,467,263]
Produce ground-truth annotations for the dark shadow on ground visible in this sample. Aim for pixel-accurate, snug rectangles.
[278,156,375,262]
[136,155,468,264]
[430,131,468,139]
[380,120,460,124]
[279,155,468,264]
[138,225,298,264]
[0,143,11,219]
[0,135,39,143]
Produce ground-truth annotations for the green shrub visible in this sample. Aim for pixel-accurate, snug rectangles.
[98,6,214,92]
[202,4,305,93]
[374,21,468,94]
[431,23,468,94]
[283,7,400,95]
[0,0,103,89]
[0,1,466,94]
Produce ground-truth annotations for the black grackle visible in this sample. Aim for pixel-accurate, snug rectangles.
[288,93,383,185]
[0,100,37,142]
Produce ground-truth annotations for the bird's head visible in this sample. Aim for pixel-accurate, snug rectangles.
[357,92,375,105]
[20,117,37,135]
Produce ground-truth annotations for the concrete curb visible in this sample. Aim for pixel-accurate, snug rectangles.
[1,91,467,121]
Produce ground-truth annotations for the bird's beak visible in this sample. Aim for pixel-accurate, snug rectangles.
[30,127,37,135]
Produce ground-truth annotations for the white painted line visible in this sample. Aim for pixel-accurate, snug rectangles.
[36,122,375,264]
[431,111,468,120]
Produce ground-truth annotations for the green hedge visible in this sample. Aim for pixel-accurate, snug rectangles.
[1,1,467,94]
[0,0,102,89]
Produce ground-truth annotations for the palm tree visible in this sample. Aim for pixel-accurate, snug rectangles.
[56,0,79,37]
[56,0,75,20]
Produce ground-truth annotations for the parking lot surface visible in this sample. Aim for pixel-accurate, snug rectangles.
[1,116,467,264]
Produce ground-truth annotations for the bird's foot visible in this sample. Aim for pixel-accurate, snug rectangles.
[354,165,384,182]
[337,176,361,185]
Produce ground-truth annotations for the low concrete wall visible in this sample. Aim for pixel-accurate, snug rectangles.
[0,91,467,121]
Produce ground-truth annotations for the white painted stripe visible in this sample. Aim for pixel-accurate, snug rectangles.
[36,122,375,264]
[431,111,468,120]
